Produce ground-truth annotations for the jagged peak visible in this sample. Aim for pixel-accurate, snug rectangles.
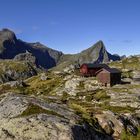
[81,40,106,54]
[93,40,105,49]
[96,40,104,45]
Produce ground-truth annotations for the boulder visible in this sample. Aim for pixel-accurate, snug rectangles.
[14,52,36,65]
[40,73,48,81]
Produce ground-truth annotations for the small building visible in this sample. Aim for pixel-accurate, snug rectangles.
[80,63,109,77]
[80,63,121,86]
[96,68,121,86]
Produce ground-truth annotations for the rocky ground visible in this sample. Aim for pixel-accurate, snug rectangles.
[0,93,113,140]
[0,56,140,140]
[0,70,139,140]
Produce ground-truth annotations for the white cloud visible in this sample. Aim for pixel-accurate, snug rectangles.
[122,40,132,43]
[50,21,59,25]
[32,26,39,31]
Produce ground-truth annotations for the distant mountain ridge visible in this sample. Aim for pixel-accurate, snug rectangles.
[0,28,63,69]
[77,40,120,64]
[56,40,121,70]
[0,28,120,69]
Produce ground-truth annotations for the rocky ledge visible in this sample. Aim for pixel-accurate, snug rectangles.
[0,93,113,140]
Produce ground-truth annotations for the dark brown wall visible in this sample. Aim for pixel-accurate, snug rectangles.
[110,73,121,86]
[96,72,110,85]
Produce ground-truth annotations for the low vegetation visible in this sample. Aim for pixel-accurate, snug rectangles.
[0,58,140,140]
[18,103,63,118]
[110,56,140,70]
[100,104,135,113]
[121,127,140,140]
[93,90,110,101]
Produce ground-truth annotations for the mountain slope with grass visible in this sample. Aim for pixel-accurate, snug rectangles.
[0,55,139,139]
[0,65,140,139]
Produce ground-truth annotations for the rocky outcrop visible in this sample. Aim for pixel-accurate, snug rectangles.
[108,86,140,108]
[95,111,140,138]
[14,51,36,65]
[0,59,37,84]
[0,93,113,140]
[62,75,99,96]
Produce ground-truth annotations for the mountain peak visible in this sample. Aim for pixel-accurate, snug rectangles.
[96,40,104,44]
[77,40,120,64]
[0,28,17,42]
[92,40,105,49]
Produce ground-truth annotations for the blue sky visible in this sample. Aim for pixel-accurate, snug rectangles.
[0,0,140,56]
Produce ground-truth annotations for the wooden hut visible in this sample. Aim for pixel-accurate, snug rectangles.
[96,68,121,86]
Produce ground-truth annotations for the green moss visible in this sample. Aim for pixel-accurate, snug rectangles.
[61,91,70,103]
[122,71,133,79]
[111,87,129,93]
[24,74,64,95]
[68,99,100,122]
[0,84,11,93]
[110,84,140,94]
[85,95,93,102]
[68,101,105,134]
[18,103,63,118]
[100,103,135,113]
[94,90,110,101]
[77,81,85,89]
[120,127,140,140]
[109,56,140,71]
[0,60,30,75]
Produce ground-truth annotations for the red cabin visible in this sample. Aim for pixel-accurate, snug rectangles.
[80,63,121,86]
[80,63,109,77]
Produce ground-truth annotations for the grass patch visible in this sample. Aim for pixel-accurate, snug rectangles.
[18,103,63,118]
[0,84,11,94]
[110,87,129,93]
[120,127,140,140]
[61,91,70,103]
[122,71,133,79]
[69,101,105,134]
[94,90,110,101]
[68,99,101,123]
[0,60,29,73]
[85,95,93,102]
[21,73,64,95]
[99,102,135,113]
[109,56,140,71]
[77,81,85,89]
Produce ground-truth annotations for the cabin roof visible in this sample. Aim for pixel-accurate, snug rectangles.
[96,67,121,74]
[81,63,109,69]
